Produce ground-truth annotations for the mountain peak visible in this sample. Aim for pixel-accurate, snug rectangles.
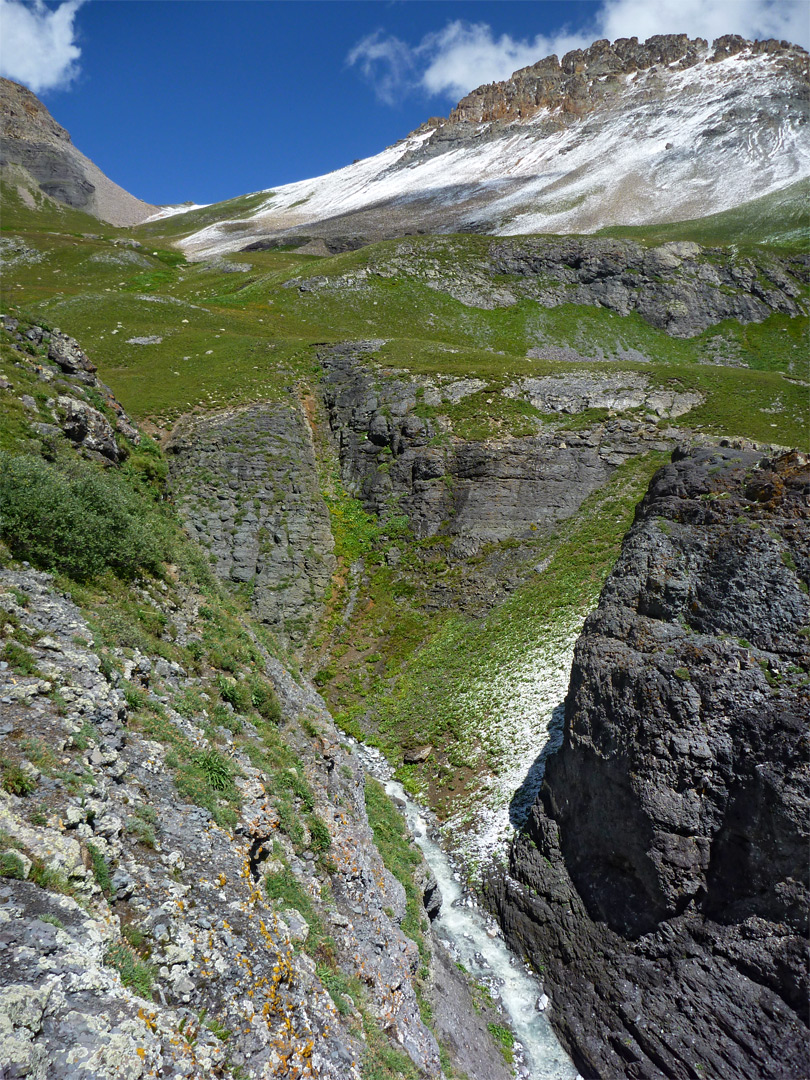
[431,34,807,131]
[176,33,809,259]
[0,75,155,227]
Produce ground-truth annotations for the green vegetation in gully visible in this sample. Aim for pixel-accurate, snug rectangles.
[325,452,668,811]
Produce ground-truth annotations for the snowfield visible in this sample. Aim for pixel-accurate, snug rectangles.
[178,49,810,260]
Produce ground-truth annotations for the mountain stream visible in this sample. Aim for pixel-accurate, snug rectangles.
[356,745,579,1080]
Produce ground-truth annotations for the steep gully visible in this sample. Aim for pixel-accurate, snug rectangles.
[165,340,805,1076]
[357,742,578,1080]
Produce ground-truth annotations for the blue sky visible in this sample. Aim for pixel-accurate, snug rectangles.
[1,0,808,207]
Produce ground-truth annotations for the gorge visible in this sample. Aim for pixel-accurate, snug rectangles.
[0,29,808,1080]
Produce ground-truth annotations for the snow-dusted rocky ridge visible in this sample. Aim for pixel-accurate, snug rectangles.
[178,34,809,260]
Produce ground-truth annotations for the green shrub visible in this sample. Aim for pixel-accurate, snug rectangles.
[216,675,251,712]
[249,676,281,722]
[192,749,233,791]
[488,1023,515,1064]
[0,851,28,879]
[104,943,154,998]
[0,640,41,676]
[87,842,113,897]
[0,454,173,582]
[307,814,331,853]
[1,762,36,796]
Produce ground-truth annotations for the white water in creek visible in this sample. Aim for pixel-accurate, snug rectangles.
[356,745,579,1080]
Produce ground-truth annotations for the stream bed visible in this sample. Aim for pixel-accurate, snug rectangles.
[356,744,579,1080]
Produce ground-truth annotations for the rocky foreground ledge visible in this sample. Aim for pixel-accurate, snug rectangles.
[486,447,810,1079]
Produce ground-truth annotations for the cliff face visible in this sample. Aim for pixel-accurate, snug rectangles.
[290,236,810,340]
[487,447,810,1079]
[166,404,337,647]
[442,35,805,128]
[0,77,154,226]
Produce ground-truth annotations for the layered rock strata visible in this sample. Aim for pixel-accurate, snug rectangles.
[0,77,154,226]
[167,404,336,646]
[320,342,677,557]
[289,236,810,340]
[486,447,810,1079]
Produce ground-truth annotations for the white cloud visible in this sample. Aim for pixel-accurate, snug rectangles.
[417,21,587,101]
[347,30,415,106]
[348,1,809,106]
[0,0,85,94]
[598,0,810,51]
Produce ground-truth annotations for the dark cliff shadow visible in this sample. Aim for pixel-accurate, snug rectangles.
[508,702,566,830]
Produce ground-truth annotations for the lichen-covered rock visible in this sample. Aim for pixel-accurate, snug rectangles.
[48,329,98,375]
[57,395,123,462]
[486,448,810,1079]
[0,566,443,1078]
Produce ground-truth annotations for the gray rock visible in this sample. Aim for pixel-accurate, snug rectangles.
[487,448,810,1080]
[48,329,97,374]
[167,403,336,648]
[57,395,122,462]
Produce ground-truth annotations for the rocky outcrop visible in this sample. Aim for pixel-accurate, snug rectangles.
[0,77,154,226]
[2,317,139,462]
[167,403,336,646]
[0,564,443,1078]
[438,35,806,130]
[292,236,809,340]
[487,237,808,338]
[320,343,676,559]
[486,447,810,1079]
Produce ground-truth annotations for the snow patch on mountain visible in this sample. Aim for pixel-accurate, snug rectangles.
[178,46,809,260]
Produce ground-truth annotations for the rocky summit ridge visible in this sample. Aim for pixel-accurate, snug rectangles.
[433,33,805,130]
[177,33,810,259]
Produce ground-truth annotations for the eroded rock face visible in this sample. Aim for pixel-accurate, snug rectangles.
[2,319,139,462]
[167,403,336,646]
[486,448,810,1079]
[57,395,123,463]
[437,35,805,130]
[320,343,678,558]
[0,566,442,1078]
[0,76,155,225]
[295,237,809,341]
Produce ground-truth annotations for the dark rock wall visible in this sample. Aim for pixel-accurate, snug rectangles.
[167,403,336,646]
[487,237,809,338]
[320,343,675,557]
[487,447,810,1079]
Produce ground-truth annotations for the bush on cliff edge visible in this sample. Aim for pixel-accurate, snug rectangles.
[0,453,172,582]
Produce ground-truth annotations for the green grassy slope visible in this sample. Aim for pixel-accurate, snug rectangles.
[596,179,810,253]
[3,179,806,445]
[2,176,807,840]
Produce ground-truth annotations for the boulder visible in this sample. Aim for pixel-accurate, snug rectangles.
[57,395,122,462]
[48,330,97,375]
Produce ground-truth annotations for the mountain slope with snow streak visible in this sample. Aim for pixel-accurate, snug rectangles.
[178,35,809,260]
